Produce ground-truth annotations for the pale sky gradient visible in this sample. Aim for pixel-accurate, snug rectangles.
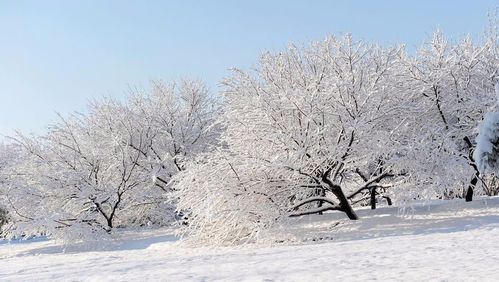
[0,0,497,137]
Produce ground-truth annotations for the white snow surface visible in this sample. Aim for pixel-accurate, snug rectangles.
[2,198,499,281]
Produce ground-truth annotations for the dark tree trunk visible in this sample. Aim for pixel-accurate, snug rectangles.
[317,187,326,215]
[322,173,358,220]
[333,187,358,220]
[342,201,359,220]
[463,136,479,203]
[106,191,123,230]
[383,196,392,206]
[107,218,113,229]
[465,176,477,202]
[370,188,376,210]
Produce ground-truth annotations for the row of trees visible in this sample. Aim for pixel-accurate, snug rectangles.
[0,30,498,245]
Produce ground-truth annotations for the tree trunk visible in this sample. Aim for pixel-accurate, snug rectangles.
[107,218,113,229]
[342,202,359,220]
[334,187,359,220]
[322,175,358,220]
[317,187,326,215]
[463,136,478,203]
[370,187,376,210]
[465,176,477,202]
[383,196,392,206]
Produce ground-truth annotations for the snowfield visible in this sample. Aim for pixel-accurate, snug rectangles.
[2,198,499,281]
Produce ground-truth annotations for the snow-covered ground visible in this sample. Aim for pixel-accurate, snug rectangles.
[2,197,499,281]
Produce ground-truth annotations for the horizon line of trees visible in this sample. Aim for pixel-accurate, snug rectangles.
[1,28,498,246]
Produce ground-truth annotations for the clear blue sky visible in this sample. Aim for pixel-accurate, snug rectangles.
[0,0,497,137]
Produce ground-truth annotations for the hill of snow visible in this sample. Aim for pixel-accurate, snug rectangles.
[2,197,499,281]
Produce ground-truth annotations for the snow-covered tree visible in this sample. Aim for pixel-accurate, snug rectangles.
[2,79,219,241]
[176,35,409,245]
[399,31,498,201]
